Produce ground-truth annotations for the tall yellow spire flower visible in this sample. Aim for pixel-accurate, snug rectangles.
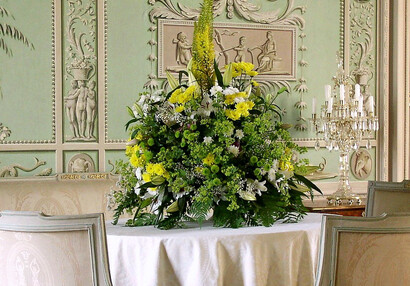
[192,0,215,92]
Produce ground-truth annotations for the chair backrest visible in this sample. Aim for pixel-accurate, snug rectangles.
[0,211,112,286]
[366,180,410,216]
[315,214,410,286]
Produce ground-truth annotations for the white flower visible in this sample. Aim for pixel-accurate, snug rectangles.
[238,190,256,201]
[247,179,267,196]
[197,94,215,117]
[268,168,276,183]
[135,168,142,180]
[235,129,244,139]
[227,145,239,157]
[134,182,141,195]
[204,136,213,145]
[210,85,223,96]
[223,86,239,95]
[142,187,158,199]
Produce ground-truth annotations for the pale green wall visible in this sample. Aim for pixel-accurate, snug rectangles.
[0,0,378,182]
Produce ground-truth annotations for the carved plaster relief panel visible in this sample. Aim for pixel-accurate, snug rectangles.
[63,0,98,142]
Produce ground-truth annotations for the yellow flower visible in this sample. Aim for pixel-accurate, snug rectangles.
[175,105,185,113]
[146,163,155,174]
[225,109,241,120]
[153,163,165,176]
[184,85,196,96]
[251,80,259,87]
[142,173,152,182]
[125,146,133,156]
[247,70,258,77]
[235,101,254,117]
[203,153,215,166]
[224,94,236,105]
[169,88,182,104]
[130,153,145,168]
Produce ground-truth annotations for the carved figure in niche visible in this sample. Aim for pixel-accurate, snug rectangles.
[249,31,282,73]
[86,80,97,139]
[75,80,88,138]
[351,149,372,179]
[65,80,80,139]
[219,36,247,63]
[172,32,192,66]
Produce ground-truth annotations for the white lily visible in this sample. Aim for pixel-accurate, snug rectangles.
[135,167,143,180]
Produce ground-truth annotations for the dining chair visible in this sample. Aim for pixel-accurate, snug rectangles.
[315,213,410,286]
[0,211,113,286]
[365,180,410,216]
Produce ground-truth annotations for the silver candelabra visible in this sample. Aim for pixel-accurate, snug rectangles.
[311,59,379,205]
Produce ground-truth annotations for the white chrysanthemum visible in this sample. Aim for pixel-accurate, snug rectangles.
[268,168,276,182]
[223,86,239,95]
[203,136,213,145]
[227,145,239,157]
[210,85,223,96]
[235,129,244,139]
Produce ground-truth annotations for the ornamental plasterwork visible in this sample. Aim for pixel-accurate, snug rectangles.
[0,123,11,141]
[0,157,51,177]
[349,0,374,104]
[64,0,98,141]
[148,0,308,130]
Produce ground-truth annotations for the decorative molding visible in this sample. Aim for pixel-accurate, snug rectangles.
[0,123,11,141]
[0,157,48,177]
[0,0,56,145]
[349,0,375,106]
[63,0,98,142]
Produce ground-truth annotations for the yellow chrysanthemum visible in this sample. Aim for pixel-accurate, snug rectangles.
[146,163,155,174]
[130,153,145,168]
[153,163,165,176]
[142,173,152,182]
[175,105,185,113]
[225,109,241,121]
[203,153,215,166]
[251,80,259,87]
[169,88,183,104]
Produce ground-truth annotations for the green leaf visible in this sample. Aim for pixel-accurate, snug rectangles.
[277,87,288,95]
[133,103,144,117]
[166,71,179,90]
[214,60,224,87]
[294,165,320,176]
[151,176,165,185]
[125,118,140,131]
[127,106,135,118]
[223,63,233,86]
[166,200,179,213]
[294,173,322,194]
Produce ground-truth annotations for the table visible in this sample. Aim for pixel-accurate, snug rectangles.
[304,199,366,217]
[106,213,323,286]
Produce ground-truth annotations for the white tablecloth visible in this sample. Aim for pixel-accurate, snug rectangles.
[106,213,323,286]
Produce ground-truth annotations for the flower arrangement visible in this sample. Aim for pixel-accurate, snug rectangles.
[110,0,321,229]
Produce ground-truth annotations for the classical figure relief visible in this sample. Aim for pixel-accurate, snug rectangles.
[172,32,192,66]
[351,149,372,179]
[65,0,97,142]
[67,153,95,173]
[159,21,295,80]
[248,31,282,73]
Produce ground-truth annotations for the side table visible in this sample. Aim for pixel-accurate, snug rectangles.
[304,199,366,217]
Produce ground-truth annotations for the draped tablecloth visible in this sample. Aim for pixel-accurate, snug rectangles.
[106,213,323,286]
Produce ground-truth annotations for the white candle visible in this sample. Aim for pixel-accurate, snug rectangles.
[358,96,363,113]
[339,84,345,102]
[325,85,331,101]
[354,84,361,101]
[327,97,333,113]
[368,96,374,113]
[312,97,317,114]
